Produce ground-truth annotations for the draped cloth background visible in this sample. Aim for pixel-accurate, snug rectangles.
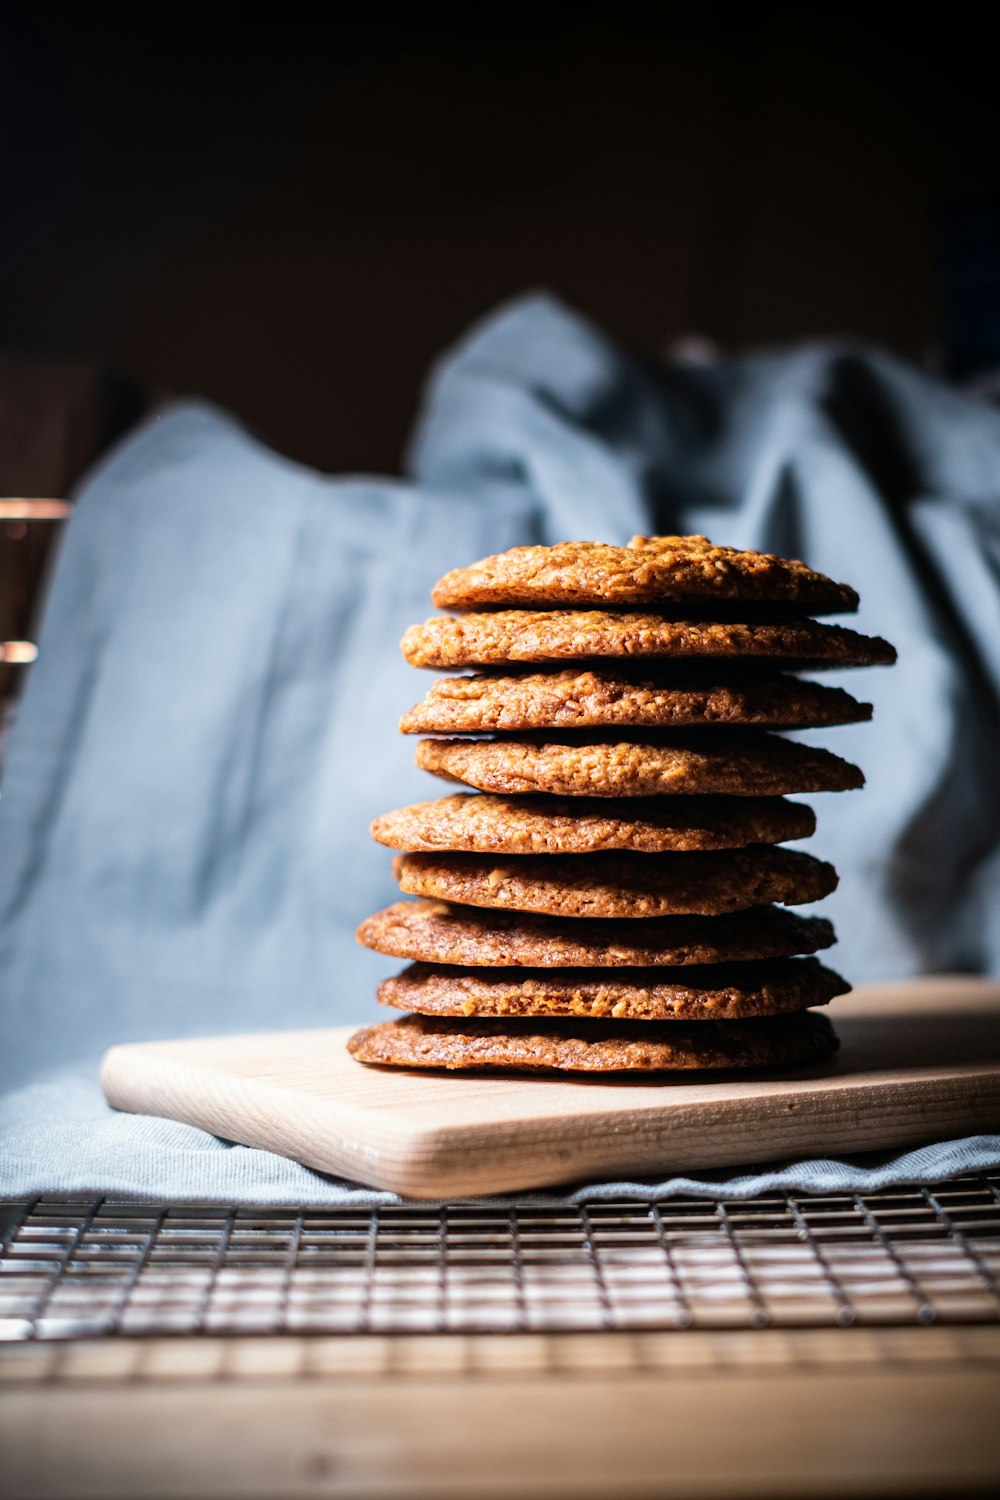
[2,294,999,1200]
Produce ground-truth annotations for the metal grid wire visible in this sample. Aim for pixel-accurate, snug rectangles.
[1,1176,999,1341]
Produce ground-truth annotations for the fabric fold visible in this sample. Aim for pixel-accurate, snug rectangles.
[1,292,999,1196]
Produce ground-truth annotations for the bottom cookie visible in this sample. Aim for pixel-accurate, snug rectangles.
[347,1011,838,1074]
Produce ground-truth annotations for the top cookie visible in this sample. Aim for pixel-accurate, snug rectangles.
[430,537,859,615]
[401,611,896,671]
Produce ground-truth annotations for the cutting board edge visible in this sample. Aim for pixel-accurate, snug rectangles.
[365,1073,1000,1197]
[100,1046,430,1194]
[101,1042,1000,1199]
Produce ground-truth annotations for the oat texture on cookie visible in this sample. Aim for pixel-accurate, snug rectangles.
[350,535,894,1073]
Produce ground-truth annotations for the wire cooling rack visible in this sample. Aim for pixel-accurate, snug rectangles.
[1,1176,999,1341]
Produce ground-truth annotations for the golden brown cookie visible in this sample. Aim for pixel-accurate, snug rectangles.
[392,847,838,918]
[357,900,836,967]
[414,733,863,798]
[371,793,815,855]
[377,957,849,1021]
[400,669,871,734]
[400,612,896,671]
[430,537,859,615]
[347,1010,839,1073]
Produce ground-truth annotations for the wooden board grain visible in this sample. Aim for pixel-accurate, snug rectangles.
[101,976,1000,1198]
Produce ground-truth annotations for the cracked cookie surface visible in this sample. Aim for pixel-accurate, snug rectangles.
[348,1010,839,1073]
[392,847,838,918]
[357,899,836,967]
[371,793,815,855]
[400,668,871,734]
[377,957,849,1021]
[415,732,864,798]
[401,611,896,670]
[430,537,859,615]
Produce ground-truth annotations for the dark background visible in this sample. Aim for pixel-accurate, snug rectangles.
[2,1,998,476]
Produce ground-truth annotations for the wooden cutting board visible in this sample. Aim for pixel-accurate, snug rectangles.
[101,976,1000,1198]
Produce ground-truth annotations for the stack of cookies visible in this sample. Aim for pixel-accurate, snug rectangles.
[348,537,895,1078]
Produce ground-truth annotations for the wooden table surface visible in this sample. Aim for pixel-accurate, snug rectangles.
[2,1325,998,1499]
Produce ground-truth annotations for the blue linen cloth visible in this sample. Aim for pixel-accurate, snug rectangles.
[1,293,999,1200]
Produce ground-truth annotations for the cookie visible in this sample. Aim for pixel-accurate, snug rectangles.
[371,793,815,855]
[414,733,863,798]
[400,669,871,734]
[347,1010,839,1073]
[400,612,896,671]
[357,900,836,967]
[392,847,838,918]
[377,957,849,1021]
[430,537,859,615]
